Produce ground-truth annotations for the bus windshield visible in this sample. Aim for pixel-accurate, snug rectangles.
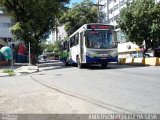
[85,30,114,49]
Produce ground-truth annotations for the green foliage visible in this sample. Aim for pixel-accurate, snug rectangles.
[47,44,55,52]
[0,0,69,63]
[59,0,97,35]
[3,69,15,76]
[39,43,48,54]
[40,40,63,54]
[118,0,160,49]
[53,39,63,53]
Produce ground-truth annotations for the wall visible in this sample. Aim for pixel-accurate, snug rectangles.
[0,14,12,38]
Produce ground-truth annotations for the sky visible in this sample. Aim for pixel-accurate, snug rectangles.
[69,0,96,7]
[70,0,96,4]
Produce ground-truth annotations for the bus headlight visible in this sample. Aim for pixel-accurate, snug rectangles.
[109,51,118,57]
[86,51,97,58]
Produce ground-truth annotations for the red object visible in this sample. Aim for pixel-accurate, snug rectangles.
[18,43,27,55]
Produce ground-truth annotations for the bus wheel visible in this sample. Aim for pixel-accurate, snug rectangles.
[101,63,108,68]
[64,60,69,66]
[77,57,83,68]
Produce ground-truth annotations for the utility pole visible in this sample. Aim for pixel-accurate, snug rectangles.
[97,0,100,23]
[29,42,31,69]
[11,39,13,71]
[113,0,115,28]
[94,0,104,23]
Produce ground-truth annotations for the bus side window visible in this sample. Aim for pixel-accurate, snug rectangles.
[70,39,72,48]
[67,41,69,52]
[83,31,86,37]
[69,39,71,48]
[70,38,72,47]
[75,33,79,45]
[80,32,83,43]
[70,36,75,47]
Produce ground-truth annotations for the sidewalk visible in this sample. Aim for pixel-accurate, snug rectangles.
[0,64,39,77]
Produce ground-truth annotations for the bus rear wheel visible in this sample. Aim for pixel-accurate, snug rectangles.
[64,60,69,66]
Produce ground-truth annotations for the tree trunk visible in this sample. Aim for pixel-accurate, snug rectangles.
[31,43,39,65]
[142,47,149,58]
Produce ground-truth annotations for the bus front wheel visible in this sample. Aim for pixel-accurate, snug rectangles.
[77,57,83,68]
[101,63,108,68]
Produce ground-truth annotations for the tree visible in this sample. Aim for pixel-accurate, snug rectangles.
[46,44,55,52]
[0,0,69,63]
[118,0,160,56]
[59,0,97,35]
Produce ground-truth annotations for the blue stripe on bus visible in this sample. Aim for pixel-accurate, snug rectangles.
[86,55,118,63]
[60,58,66,63]
[70,58,77,64]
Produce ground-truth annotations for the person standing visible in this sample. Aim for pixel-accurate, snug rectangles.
[18,43,27,63]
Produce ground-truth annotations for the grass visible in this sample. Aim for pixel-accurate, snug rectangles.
[3,69,16,76]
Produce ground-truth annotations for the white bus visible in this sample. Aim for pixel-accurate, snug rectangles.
[60,23,118,68]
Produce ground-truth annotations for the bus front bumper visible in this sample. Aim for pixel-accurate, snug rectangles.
[86,55,118,64]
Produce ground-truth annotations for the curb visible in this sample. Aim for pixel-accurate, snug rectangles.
[0,67,39,77]
[133,58,145,65]
[144,57,159,66]
[118,57,160,66]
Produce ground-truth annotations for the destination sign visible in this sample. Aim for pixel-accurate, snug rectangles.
[87,24,113,29]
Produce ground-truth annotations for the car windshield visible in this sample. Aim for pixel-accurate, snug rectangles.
[85,30,113,49]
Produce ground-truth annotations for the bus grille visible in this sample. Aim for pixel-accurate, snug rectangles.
[95,50,111,54]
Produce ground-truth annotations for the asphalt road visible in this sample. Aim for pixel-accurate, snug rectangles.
[0,60,160,114]
[31,60,160,113]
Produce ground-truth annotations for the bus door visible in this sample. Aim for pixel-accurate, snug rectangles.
[80,32,84,62]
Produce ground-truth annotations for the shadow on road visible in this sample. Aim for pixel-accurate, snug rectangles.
[80,63,149,70]
[38,60,71,71]
[39,61,62,67]
[38,60,150,71]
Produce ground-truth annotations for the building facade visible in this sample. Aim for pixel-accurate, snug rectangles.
[98,0,160,58]
[98,0,160,43]
[52,25,67,43]
[98,0,132,43]
[0,14,12,46]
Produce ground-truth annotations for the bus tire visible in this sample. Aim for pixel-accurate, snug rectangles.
[101,63,108,68]
[64,60,69,66]
[77,56,83,68]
